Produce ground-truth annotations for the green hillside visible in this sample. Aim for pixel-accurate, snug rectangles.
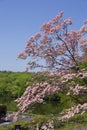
[0,71,34,111]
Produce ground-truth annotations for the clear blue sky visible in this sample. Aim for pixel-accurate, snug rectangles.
[0,0,87,72]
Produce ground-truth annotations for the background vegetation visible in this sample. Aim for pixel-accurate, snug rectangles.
[0,71,34,111]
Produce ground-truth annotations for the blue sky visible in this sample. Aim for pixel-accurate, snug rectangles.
[0,0,87,72]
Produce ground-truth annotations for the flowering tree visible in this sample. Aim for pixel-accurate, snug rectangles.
[17,11,87,73]
[16,11,87,115]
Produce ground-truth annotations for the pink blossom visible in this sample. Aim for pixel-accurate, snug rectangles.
[84,19,87,24]
[52,11,63,24]
[61,103,87,121]
[34,32,41,40]
[17,52,27,59]
[40,35,52,44]
[64,18,72,25]
[24,67,29,72]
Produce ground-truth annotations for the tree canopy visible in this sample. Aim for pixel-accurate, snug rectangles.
[17,11,87,73]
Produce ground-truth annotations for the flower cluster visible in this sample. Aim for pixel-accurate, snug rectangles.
[60,72,87,96]
[5,112,19,122]
[67,84,87,95]
[61,103,87,121]
[41,120,54,130]
[15,82,60,112]
[60,73,76,82]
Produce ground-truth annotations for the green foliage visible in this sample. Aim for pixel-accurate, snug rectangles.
[5,101,18,111]
[72,77,87,86]
[31,102,61,115]
[44,93,61,102]
[28,93,74,115]
[80,61,87,70]
[59,94,74,110]
[33,72,49,82]
[32,115,49,124]
[69,112,87,123]
[0,71,34,111]
[0,71,34,99]
[0,128,8,130]
[56,113,87,130]
[28,115,52,129]
[72,94,87,104]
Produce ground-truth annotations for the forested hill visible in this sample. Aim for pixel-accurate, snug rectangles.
[0,71,34,100]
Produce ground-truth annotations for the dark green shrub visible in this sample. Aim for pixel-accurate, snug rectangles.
[0,104,7,119]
